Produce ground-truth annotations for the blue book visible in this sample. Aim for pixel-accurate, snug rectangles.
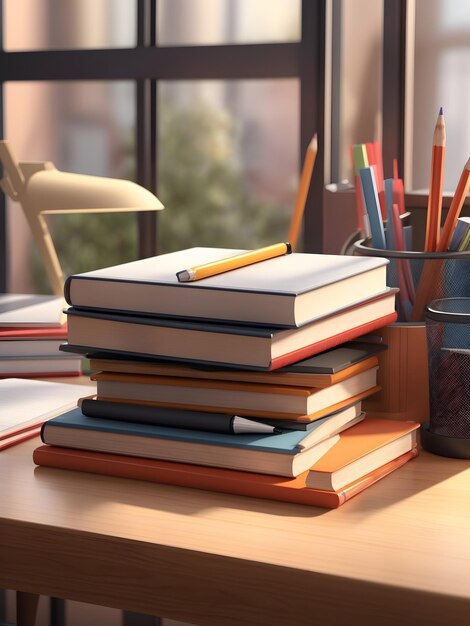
[360,167,386,249]
[40,407,362,477]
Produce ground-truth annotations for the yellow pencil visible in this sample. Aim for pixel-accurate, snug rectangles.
[288,133,318,251]
[176,242,292,283]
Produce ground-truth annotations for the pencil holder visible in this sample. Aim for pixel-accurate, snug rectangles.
[421,298,470,459]
[353,240,470,323]
[354,240,470,424]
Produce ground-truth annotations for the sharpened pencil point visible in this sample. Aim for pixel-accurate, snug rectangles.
[439,106,444,116]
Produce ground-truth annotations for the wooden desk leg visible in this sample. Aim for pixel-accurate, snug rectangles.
[16,591,39,626]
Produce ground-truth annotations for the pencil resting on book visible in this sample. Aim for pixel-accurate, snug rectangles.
[424,107,446,252]
[176,242,292,282]
[288,134,318,251]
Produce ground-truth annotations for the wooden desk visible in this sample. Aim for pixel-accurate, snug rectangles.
[0,423,469,626]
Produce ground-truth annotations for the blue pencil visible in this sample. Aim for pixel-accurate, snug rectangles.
[359,167,386,249]
[384,178,395,249]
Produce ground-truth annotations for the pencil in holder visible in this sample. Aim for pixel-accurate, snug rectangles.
[421,298,470,459]
[353,240,470,323]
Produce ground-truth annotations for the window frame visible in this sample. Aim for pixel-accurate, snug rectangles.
[0,0,327,292]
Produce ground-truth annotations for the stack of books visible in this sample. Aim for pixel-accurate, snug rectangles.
[33,247,419,508]
[0,294,82,377]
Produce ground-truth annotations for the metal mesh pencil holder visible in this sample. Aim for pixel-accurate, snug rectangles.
[353,240,470,323]
[421,298,470,459]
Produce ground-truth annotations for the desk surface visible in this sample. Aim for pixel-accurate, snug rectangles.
[0,380,470,625]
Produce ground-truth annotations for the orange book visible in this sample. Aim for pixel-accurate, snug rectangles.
[97,387,380,423]
[92,366,380,421]
[32,445,418,509]
[89,355,379,389]
[306,417,419,490]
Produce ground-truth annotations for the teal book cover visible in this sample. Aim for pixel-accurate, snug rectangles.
[42,407,334,455]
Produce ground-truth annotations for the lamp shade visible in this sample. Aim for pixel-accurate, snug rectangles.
[25,167,163,214]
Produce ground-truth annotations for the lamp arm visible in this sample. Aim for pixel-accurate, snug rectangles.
[22,203,65,297]
[0,177,19,201]
[0,141,26,198]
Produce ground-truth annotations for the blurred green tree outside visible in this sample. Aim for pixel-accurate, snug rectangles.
[32,100,290,292]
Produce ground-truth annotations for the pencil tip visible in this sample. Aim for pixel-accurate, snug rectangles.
[439,106,444,116]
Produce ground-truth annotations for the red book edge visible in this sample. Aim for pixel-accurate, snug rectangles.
[0,325,67,338]
[32,445,418,509]
[269,311,397,370]
[0,371,81,379]
[0,426,41,451]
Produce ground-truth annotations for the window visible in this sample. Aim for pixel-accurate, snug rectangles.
[410,0,470,193]
[0,0,324,295]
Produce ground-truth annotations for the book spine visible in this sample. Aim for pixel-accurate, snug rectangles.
[64,276,73,305]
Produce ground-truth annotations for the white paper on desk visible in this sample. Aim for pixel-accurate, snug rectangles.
[0,294,66,327]
[0,378,95,438]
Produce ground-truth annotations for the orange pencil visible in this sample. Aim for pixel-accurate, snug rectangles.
[424,108,446,251]
[288,134,318,251]
[437,157,470,251]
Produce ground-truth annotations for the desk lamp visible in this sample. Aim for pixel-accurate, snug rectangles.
[0,141,163,296]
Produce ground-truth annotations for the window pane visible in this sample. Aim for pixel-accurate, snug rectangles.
[411,0,470,192]
[157,80,299,253]
[333,0,383,184]
[4,0,136,51]
[5,81,136,294]
[157,0,300,46]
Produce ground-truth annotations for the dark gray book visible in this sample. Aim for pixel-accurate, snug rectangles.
[281,341,387,375]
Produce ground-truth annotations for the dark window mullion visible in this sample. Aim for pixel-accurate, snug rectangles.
[300,0,326,253]
[382,0,407,180]
[136,0,158,258]
[0,44,300,81]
